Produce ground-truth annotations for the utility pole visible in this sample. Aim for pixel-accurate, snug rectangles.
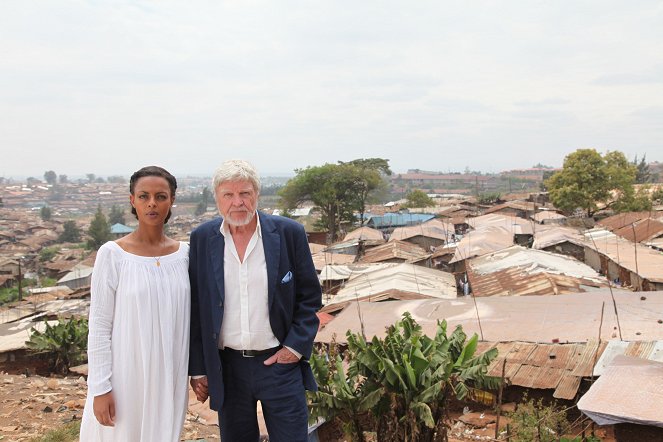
[17,257,23,302]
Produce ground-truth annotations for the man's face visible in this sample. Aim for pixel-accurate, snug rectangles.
[215,179,258,227]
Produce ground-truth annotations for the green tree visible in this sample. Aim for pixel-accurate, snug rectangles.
[59,174,68,184]
[40,206,52,221]
[59,220,81,243]
[546,149,637,217]
[279,163,359,241]
[43,170,57,185]
[403,189,435,208]
[86,173,95,183]
[107,175,126,184]
[633,154,652,184]
[652,187,663,204]
[26,317,88,375]
[195,186,212,216]
[338,158,392,226]
[87,205,111,250]
[108,204,126,225]
[40,247,59,262]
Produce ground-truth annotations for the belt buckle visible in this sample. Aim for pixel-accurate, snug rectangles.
[241,350,255,358]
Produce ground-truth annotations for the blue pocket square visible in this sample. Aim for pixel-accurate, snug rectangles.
[281,271,293,284]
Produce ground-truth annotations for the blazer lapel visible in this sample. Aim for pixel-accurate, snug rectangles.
[208,226,225,334]
[260,213,280,310]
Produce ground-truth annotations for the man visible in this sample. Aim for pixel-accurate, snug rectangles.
[189,159,322,442]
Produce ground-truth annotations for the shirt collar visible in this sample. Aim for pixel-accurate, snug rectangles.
[220,212,262,239]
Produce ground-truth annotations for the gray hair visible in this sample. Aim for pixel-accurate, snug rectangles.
[212,159,261,193]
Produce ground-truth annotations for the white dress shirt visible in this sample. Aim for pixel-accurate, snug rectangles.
[218,216,281,351]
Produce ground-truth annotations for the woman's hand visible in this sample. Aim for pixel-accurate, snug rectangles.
[93,391,116,426]
[190,376,209,403]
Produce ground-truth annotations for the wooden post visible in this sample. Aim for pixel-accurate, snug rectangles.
[495,358,507,440]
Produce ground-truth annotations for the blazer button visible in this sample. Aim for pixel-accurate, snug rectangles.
[212,333,217,340]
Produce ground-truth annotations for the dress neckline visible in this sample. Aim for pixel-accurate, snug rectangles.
[108,240,184,262]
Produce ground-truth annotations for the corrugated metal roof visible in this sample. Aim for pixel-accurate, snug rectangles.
[554,373,582,400]
[532,211,566,222]
[571,340,607,377]
[367,213,435,229]
[467,245,607,297]
[389,220,454,242]
[344,226,385,242]
[482,341,598,399]
[311,252,356,271]
[614,218,663,243]
[594,340,663,376]
[532,226,586,250]
[327,262,457,308]
[584,228,663,283]
[597,211,653,231]
[316,291,663,345]
[578,355,663,427]
[466,213,536,234]
[449,226,514,263]
[359,240,430,264]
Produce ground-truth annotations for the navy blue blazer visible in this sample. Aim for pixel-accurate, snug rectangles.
[188,211,322,411]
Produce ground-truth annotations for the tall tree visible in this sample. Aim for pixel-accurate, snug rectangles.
[279,163,357,241]
[59,220,81,243]
[40,206,52,221]
[108,205,126,225]
[195,186,212,216]
[58,174,68,184]
[546,149,637,217]
[338,158,391,226]
[86,173,95,183]
[633,154,652,184]
[87,206,111,250]
[44,170,57,185]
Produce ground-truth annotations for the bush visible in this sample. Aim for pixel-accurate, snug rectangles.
[507,394,572,442]
[26,317,89,375]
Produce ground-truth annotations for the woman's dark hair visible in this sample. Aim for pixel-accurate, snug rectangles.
[129,166,177,224]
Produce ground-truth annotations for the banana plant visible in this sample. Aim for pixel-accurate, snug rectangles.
[25,317,89,375]
[345,312,499,442]
[308,343,383,442]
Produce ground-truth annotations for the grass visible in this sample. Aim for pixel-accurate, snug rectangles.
[29,420,81,442]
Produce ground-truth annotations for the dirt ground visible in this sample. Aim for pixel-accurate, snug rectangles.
[0,371,615,442]
[0,372,219,442]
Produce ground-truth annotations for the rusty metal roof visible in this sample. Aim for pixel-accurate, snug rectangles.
[584,228,663,283]
[597,211,654,231]
[359,240,430,264]
[614,218,663,243]
[481,341,599,400]
[467,245,607,297]
[312,252,356,271]
[555,373,582,400]
[344,226,385,242]
[449,226,514,263]
[532,226,586,250]
[389,219,455,242]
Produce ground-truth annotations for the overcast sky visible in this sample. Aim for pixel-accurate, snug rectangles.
[1,1,662,179]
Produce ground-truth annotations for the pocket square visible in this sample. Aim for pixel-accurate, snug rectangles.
[281,271,293,284]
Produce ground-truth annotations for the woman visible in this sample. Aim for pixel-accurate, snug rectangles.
[80,166,190,441]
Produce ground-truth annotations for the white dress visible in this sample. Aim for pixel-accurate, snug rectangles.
[80,241,191,442]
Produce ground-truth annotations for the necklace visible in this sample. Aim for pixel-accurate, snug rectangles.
[154,256,161,267]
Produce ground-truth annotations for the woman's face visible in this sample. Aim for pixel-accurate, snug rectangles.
[130,175,174,226]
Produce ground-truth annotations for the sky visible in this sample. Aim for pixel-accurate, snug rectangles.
[1,1,662,179]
